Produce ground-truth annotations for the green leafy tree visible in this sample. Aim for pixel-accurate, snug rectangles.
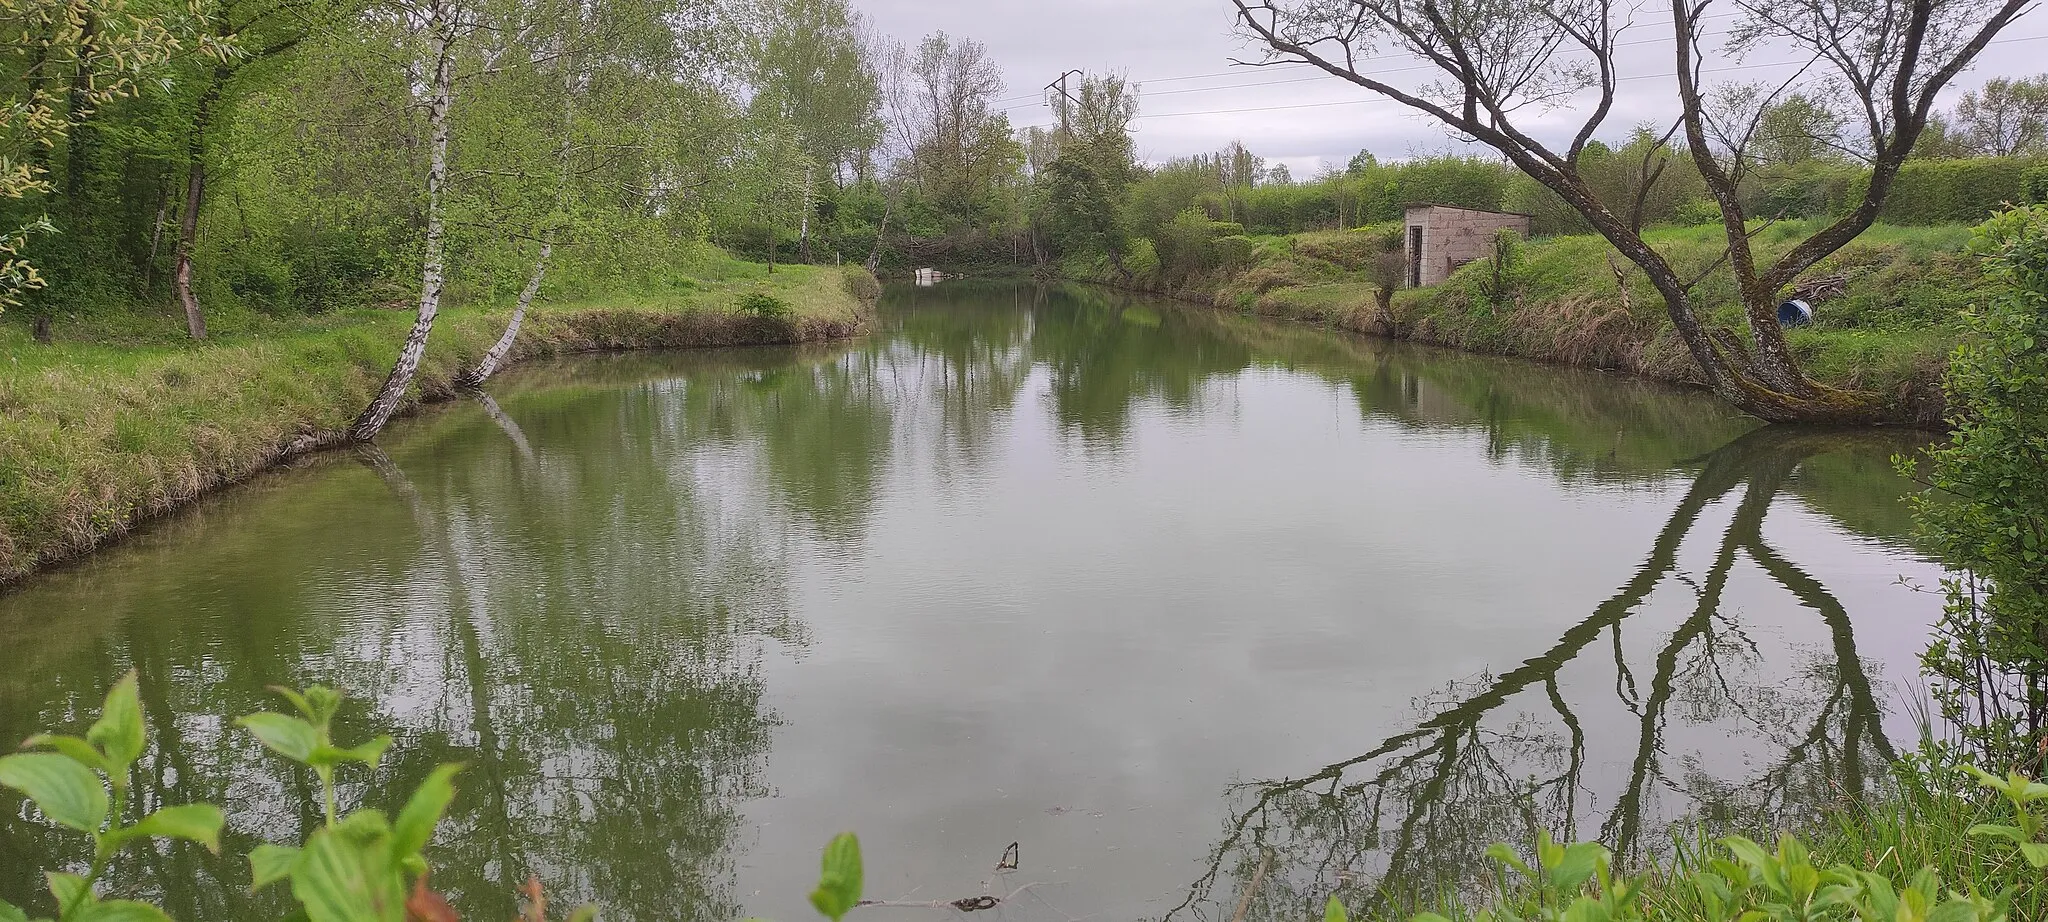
[0,0,184,322]
[1908,204,2048,767]
[1954,75,2048,157]
[1754,93,1850,166]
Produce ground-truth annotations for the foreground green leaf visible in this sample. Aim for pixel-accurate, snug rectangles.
[0,753,109,833]
[46,872,91,910]
[86,672,146,770]
[118,803,226,853]
[72,901,174,922]
[809,833,862,922]
[249,844,303,890]
[391,764,463,862]
[238,713,319,763]
[290,812,405,922]
[20,735,111,776]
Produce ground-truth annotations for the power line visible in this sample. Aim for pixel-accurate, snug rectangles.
[989,10,1744,104]
[1009,31,2048,129]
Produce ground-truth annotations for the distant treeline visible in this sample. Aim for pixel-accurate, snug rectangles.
[1135,151,2048,240]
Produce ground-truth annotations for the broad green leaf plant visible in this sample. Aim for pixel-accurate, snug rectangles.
[237,684,463,922]
[2,675,867,922]
[0,672,224,922]
[0,678,465,922]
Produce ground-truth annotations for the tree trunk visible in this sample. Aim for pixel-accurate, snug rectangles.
[175,160,208,340]
[798,170,813,264]
[63,17,97,204]
[144,185,169,290]
[174,69,227,341]
[460,240,549,388]
[463,54,573,389]
[352,21,456,442]
[865,191,894,274]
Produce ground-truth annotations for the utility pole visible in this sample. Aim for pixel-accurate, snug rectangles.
[1044,69,1081,138]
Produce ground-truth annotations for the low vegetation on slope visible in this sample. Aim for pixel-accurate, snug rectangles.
[1070,220,1986,425]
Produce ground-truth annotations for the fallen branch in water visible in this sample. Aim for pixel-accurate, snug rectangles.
[853,842,1038,914]
[855,883,1044,913]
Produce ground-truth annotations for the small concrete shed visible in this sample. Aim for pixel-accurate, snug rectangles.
[1402,204,1532,287]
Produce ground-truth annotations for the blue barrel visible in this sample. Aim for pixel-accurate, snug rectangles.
[1777,298,1813,327]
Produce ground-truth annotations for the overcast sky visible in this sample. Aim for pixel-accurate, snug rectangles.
[853,0,2048,175]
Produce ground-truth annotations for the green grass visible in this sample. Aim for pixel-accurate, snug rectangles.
[0,251,877,583]
[1102,221,1984,426]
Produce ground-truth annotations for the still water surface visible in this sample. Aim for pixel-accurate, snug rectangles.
[0,283,1941,921]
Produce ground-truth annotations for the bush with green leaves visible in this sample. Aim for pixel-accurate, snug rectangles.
[1306,763,2048,922]
[1904,203,2048,767]
[0,673,225,922]
[737,291,796,320]
[0,677,472,922]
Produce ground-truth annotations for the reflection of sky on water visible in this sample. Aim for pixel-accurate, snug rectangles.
[0,282,1940,922]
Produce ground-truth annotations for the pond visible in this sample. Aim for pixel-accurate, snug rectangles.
[0,282,1943,922]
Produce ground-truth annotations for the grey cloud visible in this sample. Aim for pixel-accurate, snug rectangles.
[855,0,2048,167]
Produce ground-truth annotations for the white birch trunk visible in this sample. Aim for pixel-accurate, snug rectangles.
[798,169,813,263]
[462,54,576,388]
[461,238,550,387]
[352,17,457,441]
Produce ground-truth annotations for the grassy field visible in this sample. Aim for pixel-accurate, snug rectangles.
[0,248,878,584]
[1094,221,1984,427]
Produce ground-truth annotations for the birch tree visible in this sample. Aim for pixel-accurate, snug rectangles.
[351,0,464,440]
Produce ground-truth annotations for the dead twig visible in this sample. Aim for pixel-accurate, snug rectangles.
[855,883,1044,913]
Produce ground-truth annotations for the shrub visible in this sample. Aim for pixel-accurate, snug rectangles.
[1905,204,2048,767]
[2023,166,2048,205]
[1672,199,1721,225]
[737,290,794,320]
[1123,237,1161,282]
[1856,158,2042,225]
[1212,235,1257,271]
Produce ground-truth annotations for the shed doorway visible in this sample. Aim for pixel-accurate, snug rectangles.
[1407,225,1423,288]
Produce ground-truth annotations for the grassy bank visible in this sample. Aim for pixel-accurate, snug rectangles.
[1075,221,1984,427]
[0,250,879,585]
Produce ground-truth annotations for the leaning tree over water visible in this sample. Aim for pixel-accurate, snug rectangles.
[1232,0,2031,423]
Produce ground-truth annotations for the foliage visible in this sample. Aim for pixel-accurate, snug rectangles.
[0,0,193,312]
[3,675,872,922]
[1468,229,1526,313]
[737,290,794,319]
[807,834,862,922]
[1906,204,2048,767]
[1859,158,2043,226]
[1367,767,2048,922]
[0,672,223,922]
[1952,76,2048,158]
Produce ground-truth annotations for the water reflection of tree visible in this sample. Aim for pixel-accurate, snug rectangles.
[1025,286,1255,446]
[0,352,901,919]
[1172,427,1896,922]
[882,284,1038,476]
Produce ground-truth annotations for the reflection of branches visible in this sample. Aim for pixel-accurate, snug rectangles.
[1176,427,1898,922]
